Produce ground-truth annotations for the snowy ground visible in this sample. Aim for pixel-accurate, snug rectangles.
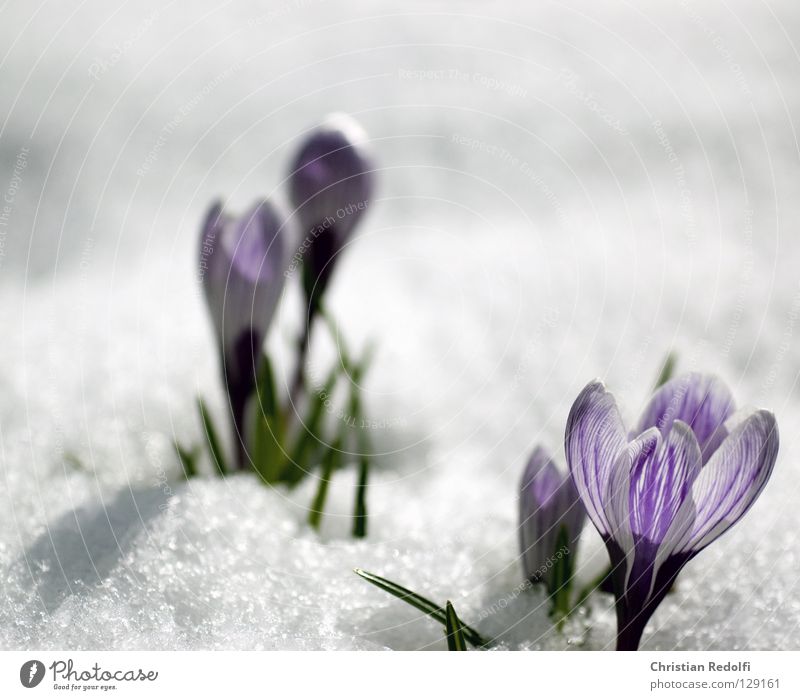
[0,1,799,650]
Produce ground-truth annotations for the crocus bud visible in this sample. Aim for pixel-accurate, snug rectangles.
[288,114,375,310]
[199,199,290,465]
[519,447,586,592]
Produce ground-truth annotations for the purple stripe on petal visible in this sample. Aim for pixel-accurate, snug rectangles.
[566,381,627,536]
[629,422,701,546]
[682,409,779,553]
[635,373,735,463]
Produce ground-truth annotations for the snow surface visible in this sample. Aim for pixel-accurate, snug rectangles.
[1,0,799,650]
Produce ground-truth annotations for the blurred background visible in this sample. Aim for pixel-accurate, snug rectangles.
[0,0,798,650]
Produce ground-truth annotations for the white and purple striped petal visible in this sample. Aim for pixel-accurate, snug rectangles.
[629,421,702,546]
[635,373,735,463]
[680,409,779,553]
[565,381,627,536]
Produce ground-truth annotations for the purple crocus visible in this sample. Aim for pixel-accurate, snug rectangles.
[288,113,375,310]
[199,199,289,466]
[519,446,586,590]
[566,373,779,650]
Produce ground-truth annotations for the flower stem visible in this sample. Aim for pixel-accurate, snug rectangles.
[615,609,647,651]
[289,319,311,407]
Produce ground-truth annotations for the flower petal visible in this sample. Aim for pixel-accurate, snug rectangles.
[635,373,735,463]
[217,200,289,358]
[604,431,658,593]
[289,113,375,241]
[629,421,702,545]
[519,447,558,581]
[519,447,586,585]
[565,381,627,536]
[680,409,779,553]
[224,200,288,282]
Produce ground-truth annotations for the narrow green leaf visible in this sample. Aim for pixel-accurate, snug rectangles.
[352,454,369,538]
[353,569,490,648]
[251,354,287,484]
[344,346,373,431]
[308,438,340,530]
[255,353,278,418]
[320,307,376,378]
[445,601,468,651]
[549,526,575,629]
[348,347,374,539]
[197,397,229,477]
[654,351,677,389]
[285,364,340,486]
[174,441,198,479]
[320,307,351,367]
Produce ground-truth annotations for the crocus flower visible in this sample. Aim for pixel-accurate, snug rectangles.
[288,113,375,311]
[566,373,779,650]
[519,446,586,591]
[199,199,289,466]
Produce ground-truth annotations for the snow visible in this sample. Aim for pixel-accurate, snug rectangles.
[1,0,799,650]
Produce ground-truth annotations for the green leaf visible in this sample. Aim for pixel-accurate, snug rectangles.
[445,601,468,651]
[254,353,278,418]
[174,442,199,479]
[353,569,490,648]
[251,354,287,484]
[654,351,677,389]
[548,525,575,629]
[347,345,375,539]
[320,307,376,378]
[197,397,229,477]
[308,438,341,530]
[285,363,340,486]
[352,454,369,538]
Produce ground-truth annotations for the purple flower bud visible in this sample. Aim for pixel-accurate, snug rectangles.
[288,114,375,305]
[565,374,779,650]
[519,447,586,591]
[199,199,290,465]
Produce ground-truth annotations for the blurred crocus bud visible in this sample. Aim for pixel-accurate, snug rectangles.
[288,114,375,308]
[519,447,586,590]
[199,199,290,465]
